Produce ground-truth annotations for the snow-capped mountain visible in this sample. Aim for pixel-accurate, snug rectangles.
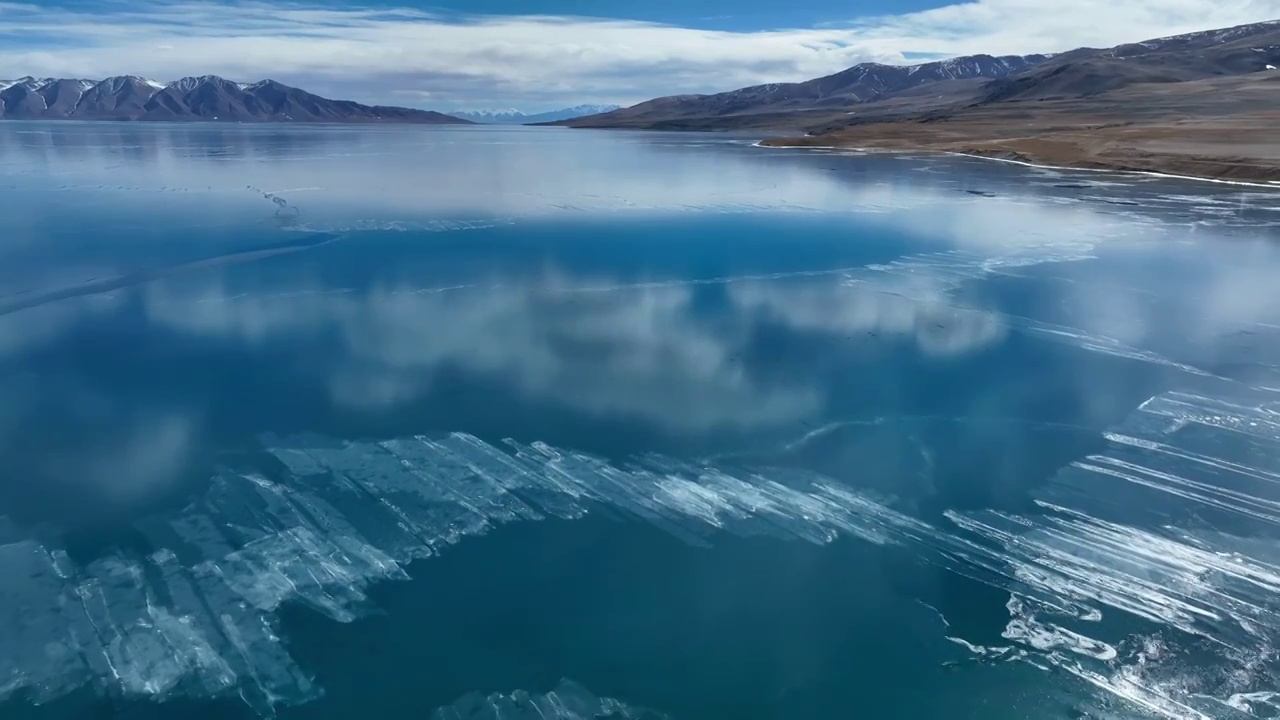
[0,75,471,124]
[567,54,1049,126]
[0,76,61,91]
[565,19,1280,130]
[454,105,622,124]
[979,19,1280,103]
[1135,18,1280,49]
[453,107,524,123]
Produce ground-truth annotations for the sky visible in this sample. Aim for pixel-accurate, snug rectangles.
[1,0,1278,112]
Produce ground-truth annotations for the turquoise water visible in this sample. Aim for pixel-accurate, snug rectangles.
[0,124,1278,720]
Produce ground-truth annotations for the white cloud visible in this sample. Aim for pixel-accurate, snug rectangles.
[0,0,1276,110]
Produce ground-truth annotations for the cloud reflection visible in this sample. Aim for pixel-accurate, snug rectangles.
[0,124,1250,242]
[729,277,1008,358]
[0,126,1277,531]
[0,371,198,521]
[143,263,1016,432]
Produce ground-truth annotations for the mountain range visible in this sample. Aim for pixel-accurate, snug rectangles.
[562,54,1049,129]
[0,75,470,124]
[558,21,1280,132]
[554,20,1280,182]
[4,22,1276,180]
[454,105,621,124]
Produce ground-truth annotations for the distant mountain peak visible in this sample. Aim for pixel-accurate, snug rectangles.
[977,20,1280,104]
[564,19,1280,131]
[0,74,471,124]
[461,106,521,115]
[0,75,57,91]
[167,75,238,93]
[1143,18,1280,45]
[454,104,623,124]
[566,52,1049,128]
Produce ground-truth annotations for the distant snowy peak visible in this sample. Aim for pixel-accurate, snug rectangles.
[452,108,524,123]
[167,76,203,93]
[89,75,160,94]
[0,75,99,95]
[1,74,252,101]
[1142,19,1280,47]
[703,53,1050,108]
[4,75,289,100]
[456,104,622,124]
[165,75,238,93]
[931,54,1048,76]
[892,53,1051,83]
[0,76,59,91]
[0,74,471,124]
[551,104,624,118]
[1103,19,1280,59]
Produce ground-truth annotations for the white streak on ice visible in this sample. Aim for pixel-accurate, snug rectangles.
[3,383,1278,718]
[0,433,939,714]
[942,385,1280,718]
[432,679,664,720]
[1002,596,1117,661]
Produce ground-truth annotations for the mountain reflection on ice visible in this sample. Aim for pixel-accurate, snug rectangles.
[0,124,1279,720]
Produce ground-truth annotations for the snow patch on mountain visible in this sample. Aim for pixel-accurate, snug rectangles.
[167,76,224,93]
[455,104,622,124]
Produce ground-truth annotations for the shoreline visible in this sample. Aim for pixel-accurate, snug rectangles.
[757,132,1280,185]
[941,151,1280,190]
[756,138,1280,189]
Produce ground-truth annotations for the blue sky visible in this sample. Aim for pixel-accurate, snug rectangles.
[2,0,1278,111]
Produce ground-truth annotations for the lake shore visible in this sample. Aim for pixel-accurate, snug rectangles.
[760,113,1280,185]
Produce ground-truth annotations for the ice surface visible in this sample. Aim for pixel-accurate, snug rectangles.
[0,541,96,703]
[839,244,1254,380]
[942,384,1280,718]
[0,432,943,714]
[432,680,666,720]
[1002,596,1117,661]
[3,381,1277,717]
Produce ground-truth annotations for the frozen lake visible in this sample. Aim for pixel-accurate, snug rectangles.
[0,123,1278,720]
